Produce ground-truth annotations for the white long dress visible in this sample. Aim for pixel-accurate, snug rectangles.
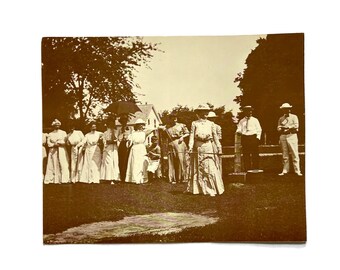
[79,131,102,184]
[100,128,120,181]
[44,130,70,184]
[67,130,85,183]
[125,131,149,184]
[187,119,224,196]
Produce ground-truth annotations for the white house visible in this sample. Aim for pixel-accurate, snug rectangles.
[116,103,163,145]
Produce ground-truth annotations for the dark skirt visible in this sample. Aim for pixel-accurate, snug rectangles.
[118,140,131,181]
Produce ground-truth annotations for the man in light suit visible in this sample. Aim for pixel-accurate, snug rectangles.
[277,103,303,176]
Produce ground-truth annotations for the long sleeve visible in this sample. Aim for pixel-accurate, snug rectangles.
[291,115,299,130]
[277,117,283,131]
[211,123,222,152]
[79,131,85,141]
[102,132,107,147]
[236,119,243,134]
[42,134,47,146]
[77,134,87,148]
[188,122,195,150]
[181,124,190,138]
[255,119,262,140]
[216,124,222,140]
[47,134,54,148]
[57,131,67,145]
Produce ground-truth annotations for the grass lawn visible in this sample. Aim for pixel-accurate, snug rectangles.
[43,173,306,243]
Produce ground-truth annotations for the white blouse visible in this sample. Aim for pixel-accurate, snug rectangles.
[189,119,221,151]
[47,130,67,148]
[67,130,85,146]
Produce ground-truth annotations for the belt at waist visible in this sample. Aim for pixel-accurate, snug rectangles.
[241,134,257,137]
[195,138,212,143]
[280,131,297,135]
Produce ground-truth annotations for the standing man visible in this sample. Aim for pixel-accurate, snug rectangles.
[236,106,262,172]
[277,103,303,176]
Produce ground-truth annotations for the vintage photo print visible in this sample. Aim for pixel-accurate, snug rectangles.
[42,34,305,244]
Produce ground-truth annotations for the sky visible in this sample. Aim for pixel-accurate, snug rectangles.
[133,35,266,115]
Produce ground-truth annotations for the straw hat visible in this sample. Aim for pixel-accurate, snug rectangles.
[280,103,292,109]
[194,104,210,111]
[134,118,146,125]
[207,111,217,118]
[51,119,61,126]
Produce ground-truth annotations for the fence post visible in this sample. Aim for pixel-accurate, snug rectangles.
[234,133,242,173]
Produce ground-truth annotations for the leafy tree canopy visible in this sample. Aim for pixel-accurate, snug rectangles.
[42,37,158,129]
[234,33,305,144]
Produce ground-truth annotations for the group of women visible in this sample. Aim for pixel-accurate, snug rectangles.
[43,103,225,197]
[43,115,156,185]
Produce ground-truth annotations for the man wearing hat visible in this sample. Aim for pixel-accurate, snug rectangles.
[236,106,262,172]
[277,103,302,176]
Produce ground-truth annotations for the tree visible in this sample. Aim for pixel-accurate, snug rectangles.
[234,33,305,144]
[42,37,158,129]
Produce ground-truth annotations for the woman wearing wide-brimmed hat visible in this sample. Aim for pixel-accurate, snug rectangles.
[44,119,70,184]
[125,118,157,184]
[186,104,224,196]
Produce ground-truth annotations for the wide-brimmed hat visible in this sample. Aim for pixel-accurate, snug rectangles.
[51,119,61,126]
[242,105,254,111]
[280,103,292,109]
[207,111,217,118]
[134,118,146,125]
[194,104,210,111]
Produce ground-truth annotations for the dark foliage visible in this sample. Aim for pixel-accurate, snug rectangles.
[234,33,305,144]
[42,37,158,128]
[160,104,236,147]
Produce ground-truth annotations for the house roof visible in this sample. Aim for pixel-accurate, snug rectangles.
[115,104,162,126]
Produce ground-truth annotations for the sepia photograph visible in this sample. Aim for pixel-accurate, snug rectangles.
[42,33,306,244]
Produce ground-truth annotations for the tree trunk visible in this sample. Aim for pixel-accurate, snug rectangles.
[78,78,84,125]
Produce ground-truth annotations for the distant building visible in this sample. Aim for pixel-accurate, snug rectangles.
[116,104,163,145]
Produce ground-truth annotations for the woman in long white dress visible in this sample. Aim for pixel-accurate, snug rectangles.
[186,104,224,196]
[67,124,85,183]
[100,120,120,184]
[78,123,102,184]
[125,119,156,184]
[44,119,70,184]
